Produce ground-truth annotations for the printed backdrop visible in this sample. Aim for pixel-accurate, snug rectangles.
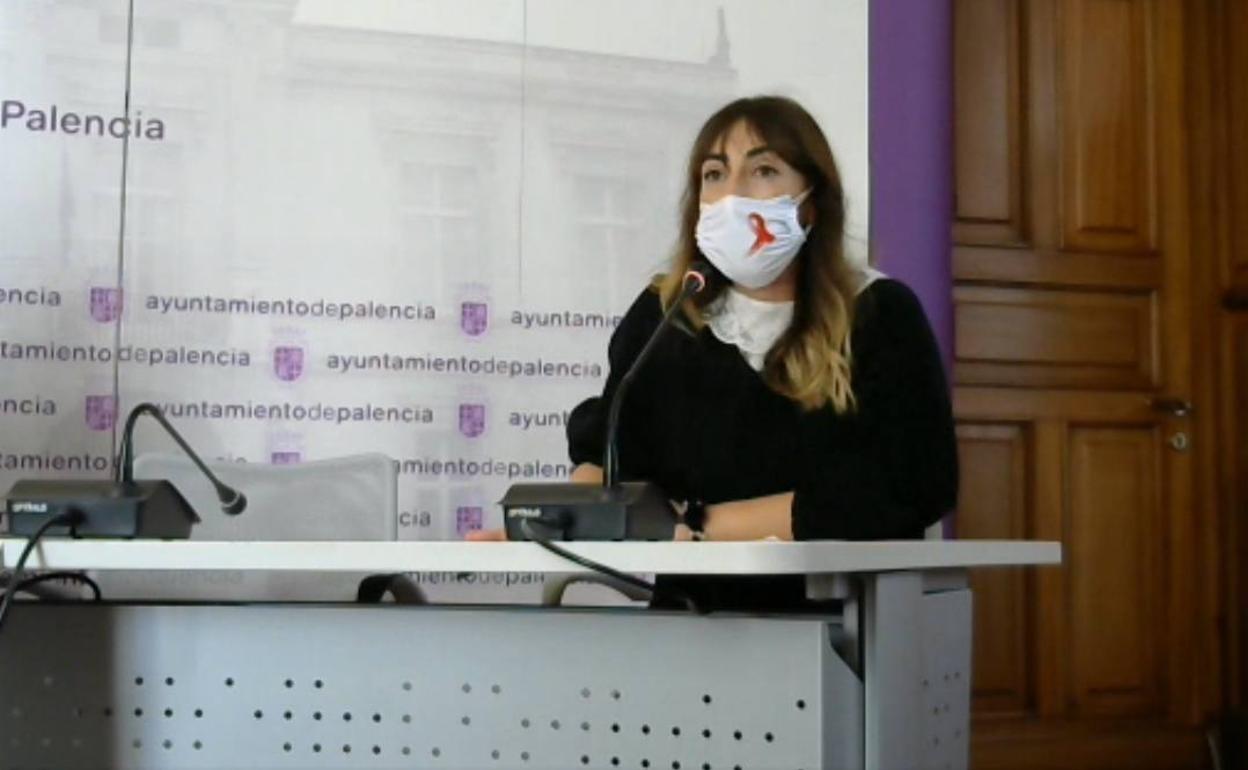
[0,0,870,599]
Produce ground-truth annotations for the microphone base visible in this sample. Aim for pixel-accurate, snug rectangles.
[500,481,676,541]
[4,479,201,539]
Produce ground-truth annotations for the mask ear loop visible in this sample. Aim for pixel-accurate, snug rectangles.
[794,187,815,235]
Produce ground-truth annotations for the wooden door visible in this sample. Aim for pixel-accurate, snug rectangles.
[952,1,1218,766]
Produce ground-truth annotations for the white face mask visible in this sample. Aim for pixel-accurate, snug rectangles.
[695,190,811,289]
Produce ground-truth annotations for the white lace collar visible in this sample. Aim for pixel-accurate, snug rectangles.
[706,289,794,371]
[705,267,887,371]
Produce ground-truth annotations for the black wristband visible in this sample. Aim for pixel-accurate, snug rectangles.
[682,499,708,534]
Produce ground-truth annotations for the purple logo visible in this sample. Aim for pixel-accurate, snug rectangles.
[270,451,301,465]
[84,395,117,431]
[89,287,123,323]
[460,301,488,336]
[456,506,484,536]
[458,403,486,438]
[273,346,304,382]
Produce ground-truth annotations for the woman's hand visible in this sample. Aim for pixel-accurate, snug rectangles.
[464,529,507,542]
[569,463,604,484]
[698,494,794,541]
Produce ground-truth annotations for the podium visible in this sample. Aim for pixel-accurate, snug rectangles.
[0,539,1059,770]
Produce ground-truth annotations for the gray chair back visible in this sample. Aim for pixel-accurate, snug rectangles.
[94,452,398,602]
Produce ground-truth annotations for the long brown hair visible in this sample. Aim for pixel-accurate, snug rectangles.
[656,95,858,413]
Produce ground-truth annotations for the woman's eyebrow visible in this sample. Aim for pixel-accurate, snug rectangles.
[700,146,773,168]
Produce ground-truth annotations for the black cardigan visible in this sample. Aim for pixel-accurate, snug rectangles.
[566,278,958,609]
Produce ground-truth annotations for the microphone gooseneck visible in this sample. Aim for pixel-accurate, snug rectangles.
[602,263,710,488]
[116,403,248,515]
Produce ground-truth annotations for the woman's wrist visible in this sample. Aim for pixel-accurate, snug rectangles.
[682,499,708,533]
[676,499,708,541]
[694,496,793,541]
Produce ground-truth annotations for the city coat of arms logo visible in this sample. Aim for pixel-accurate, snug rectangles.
[460,301,488,336]
[84,395,117,431]
[458,404,486,438]
[89,287,123,323]
[273,346,305,382]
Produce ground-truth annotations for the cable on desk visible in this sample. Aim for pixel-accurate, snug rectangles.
[520,518,703,614]
[9,571,103,602]
[0,510,86,638]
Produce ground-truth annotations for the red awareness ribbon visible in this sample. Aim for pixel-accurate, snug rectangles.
[748,213,776,255]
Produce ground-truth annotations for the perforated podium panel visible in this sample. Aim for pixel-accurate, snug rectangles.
[0,605,862,770]
[0,539,1035,769]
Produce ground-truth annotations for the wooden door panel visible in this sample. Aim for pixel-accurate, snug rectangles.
[1067,426,1164,717]
[954,286,1159,389]
[957,423,1032,715]
[953,247,1161,289]
[954,0,1026,246]
[1226,0,1248,289]
[1059,0,1157,255]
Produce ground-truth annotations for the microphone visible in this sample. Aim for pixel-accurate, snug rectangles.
[118,403,247,515]
[4,403,242,539]
[602,263,709,487]
[500,262,711,541]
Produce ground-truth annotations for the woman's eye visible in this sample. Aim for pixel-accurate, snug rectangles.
[702,168,723,182]
[753,164,779,178]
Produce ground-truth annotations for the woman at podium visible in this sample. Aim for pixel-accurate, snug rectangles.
[574,96,956,607]
[480,95,957,610]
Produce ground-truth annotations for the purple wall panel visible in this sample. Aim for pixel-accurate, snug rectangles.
[869,0,954,372]
[870,0,956,534]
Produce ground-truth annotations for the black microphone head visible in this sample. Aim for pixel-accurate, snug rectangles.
[683,261,712,294]
[219,487,247,516]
